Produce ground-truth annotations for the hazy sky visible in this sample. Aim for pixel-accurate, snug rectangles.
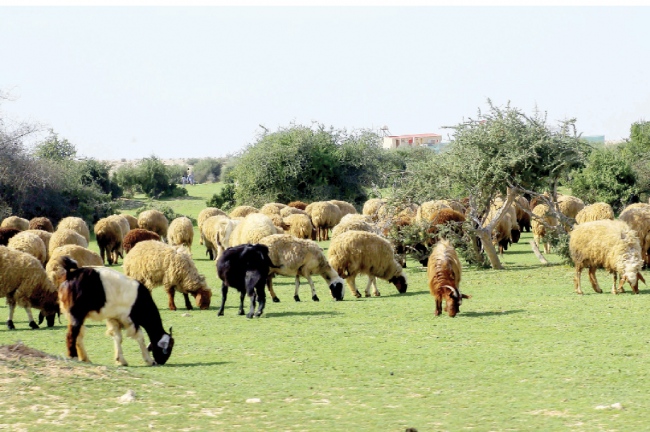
[1,7,649,160]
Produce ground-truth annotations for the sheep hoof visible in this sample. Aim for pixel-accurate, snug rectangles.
[29,321,39,330]
[254,311,263,317]
[364,293,371,298]
[272,297,280,303]
[238,310,245,316]
[6,320,15,330]
[217,310,224,316]
[312,295,319,302]
[246,312,254,319]
[293,295,301,302]
[373,292,381,297]
[116,359,128,367]
[354,292,362,298]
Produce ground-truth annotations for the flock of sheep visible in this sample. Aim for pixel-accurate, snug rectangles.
[1,193,649,365]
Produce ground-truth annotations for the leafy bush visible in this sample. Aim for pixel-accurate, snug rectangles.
[112,156,188,199]
[192,158,223,183]
[206,183,236,211]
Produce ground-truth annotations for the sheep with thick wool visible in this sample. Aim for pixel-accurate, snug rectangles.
[280,206,308,217]
[558,195,585,220]
[48,229,88,257]
[362,198,386,222]
[619,203,650,266]
[531,204,557,254]
[305,201,343,241]
[331,214,377,239]
[575,202,615,224]
[94,217,123,265]
[330,200,357,217]
[416,201,451,222]
[260,203,286,216]
[0,246,59,329]
[123,240,212,311]
[440,200,466,214]
[513,196,531,232]
[283,213,314,239]
[7,231,47,266]
[122,214,139,230]
[201,215,231,260]
[138,209,169,241]
[267,213,288,232]
[29,217,54,233]
[259,234,345,302]
[483,199,520,254]
[427,240,471,317]
[26,229,52,261]
[569,219,645,295]
[198,207,227,245]
[288,201,308,210]
[229,213,282,247]
[1,216,29,231]
[47,244,103,287]
[57,217,90,243]
[123,229,161,254]
[107,214,131,258]
[168,216,194,249]
[229,205,259,218]
[328,231,408,298]
[0,227,20,246]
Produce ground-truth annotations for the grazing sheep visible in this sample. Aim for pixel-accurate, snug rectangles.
[331,214,376,239]
[267,213,288,232]
[123,240,212,311]
[1,216,29,231]
[513,196,531,232]
[0,227,20,246]
[216,243,276,318]
[483,200,520,254]
[94,217,123,265]
[575,202,615,224]
[280,206,308,217]
[259,234,345,302]
[288,201,308,210]
[229,213,282,247]
[7,231,47,266]
[47,244,103,289]
[427,240,471,317]
[330,200,357,217]
[558,195,585,220]
[0,246,59,329]
[138,210,169,241]
[619,204,650,266]
[201,215,231,260]
[283,213,315,239]
[416,201,451,222]
[28,217,54,233]
[25,230,52,261]
[55,257,174,366]
[198,208,227,245]
[48,229,88,257]
[569,220,645,295]
[123,229,161,254]
[362,198,386,222]
[168,216,194,249]
[328,231,408,298]
[308,201,343,241]
[57,217,90,243]
[229,205,259,218]
[108,214,131,237]
[377,203,418,225]
[260,203,284,216]
[122,214,139,230]
[531,204,557,254]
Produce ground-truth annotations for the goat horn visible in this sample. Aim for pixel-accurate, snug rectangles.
[442,285,459,297]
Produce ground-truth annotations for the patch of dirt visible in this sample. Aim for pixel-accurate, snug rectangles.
[0,342,56,360]
[117,199,146,210]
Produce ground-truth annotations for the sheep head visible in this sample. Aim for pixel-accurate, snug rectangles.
[329,276,345,301]
[193,287,213,310]
[148,327,175,365]
[442,285,466,317]
[389,273,408,294]
[619,272,646,294]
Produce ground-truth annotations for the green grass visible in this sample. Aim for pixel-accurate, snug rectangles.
[2,183,650,430]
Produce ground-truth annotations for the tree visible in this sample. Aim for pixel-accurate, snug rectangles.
[192,157,223,183]
[33,130,77,161]
[112,156,187,199]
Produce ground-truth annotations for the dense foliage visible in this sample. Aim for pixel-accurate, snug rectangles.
[192,157,223,183]
[112,156,188,199]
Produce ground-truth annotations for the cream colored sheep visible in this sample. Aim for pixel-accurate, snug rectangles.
[513,196,531,232]
[198,207,227,245]
[168,216,194,249]
[260,203,284,216]
[122,214,139,230]
[558,195,585,220]
[123,240,212,311]
[329,200,357,217]
[282,213,314,239]
[328,231,408,298]
[48,229,88,257]
[280,206,308,217]
[94,217,123,265]
[531,204,557,254]
[259,234,345,302]
[362,198,386,222]
[0,246,59,329]
[137,209,169,241]
[377,203,418,225]
[416,201,451,222]
[309,201,343,241]
[229,213,281,247]
[483,199,520,254]
[107,214,130,257]
[575,202,615,224]
[28,217,54,232]
[229,205,259,218]
[569,220,645,295]
[619,204,650,265]
[25,229,52,262]
[266,213,287,232]
[7,231,47,266]
[57,217,90,243]
[201,215,231,260]
[1,216,29,231]
[331,214,376,239]
[46,244,103,287]
[440,200,466,214]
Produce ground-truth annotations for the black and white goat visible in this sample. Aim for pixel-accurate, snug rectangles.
[216,243,277,318]
[54,256,174,366]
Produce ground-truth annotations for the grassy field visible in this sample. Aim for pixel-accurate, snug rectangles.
[2,183,650,431]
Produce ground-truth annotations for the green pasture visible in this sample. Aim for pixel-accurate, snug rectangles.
[2,184,650,431]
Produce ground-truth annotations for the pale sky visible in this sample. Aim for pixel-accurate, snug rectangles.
[1,6,649,160]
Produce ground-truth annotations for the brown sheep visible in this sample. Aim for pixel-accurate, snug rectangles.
[28,217,54,233]
[94,218,123,265]
[427,240,470,317]
[0,227,20,246]
[123,229,161,254]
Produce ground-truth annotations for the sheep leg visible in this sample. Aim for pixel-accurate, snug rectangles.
[106,319,128,366]
[346,277,361,298]
[371,276,380,297]
[306,275,319,302]
[267,276,280,303]
[434,296,443,316]
[544,242,551,255]
[239,290,246,316]
[6,299,16,330]
[588,267,603,293]
[254,283,266,317]
[99,246,106,265]
[574,265,584,295]
[246,290,257,319]
[182,293,193,310]
[74,324,90,363]
[293,276,302,302]
[166,286,178,311]
[130,326,155,366]
[217,283,228,316]
[24,307,39,329]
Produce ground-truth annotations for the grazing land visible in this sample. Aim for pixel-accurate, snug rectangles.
[2,183,649,431]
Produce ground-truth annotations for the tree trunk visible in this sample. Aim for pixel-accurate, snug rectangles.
[477,228,503,270]
[530,240,549,265]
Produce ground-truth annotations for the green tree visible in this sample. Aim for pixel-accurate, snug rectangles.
[33,130,77,161]
[192,157,223,183]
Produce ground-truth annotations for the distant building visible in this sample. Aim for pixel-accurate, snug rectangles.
[383,133,443,150]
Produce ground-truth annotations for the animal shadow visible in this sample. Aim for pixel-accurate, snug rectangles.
[264,311,340,318]
[462,309,524,317]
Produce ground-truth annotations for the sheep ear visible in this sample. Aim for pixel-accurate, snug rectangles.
[638,273,646,285]
[158,334,171,351]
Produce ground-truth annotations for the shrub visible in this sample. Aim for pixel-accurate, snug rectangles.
[192,158,223,183]
[206,183,236,211]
